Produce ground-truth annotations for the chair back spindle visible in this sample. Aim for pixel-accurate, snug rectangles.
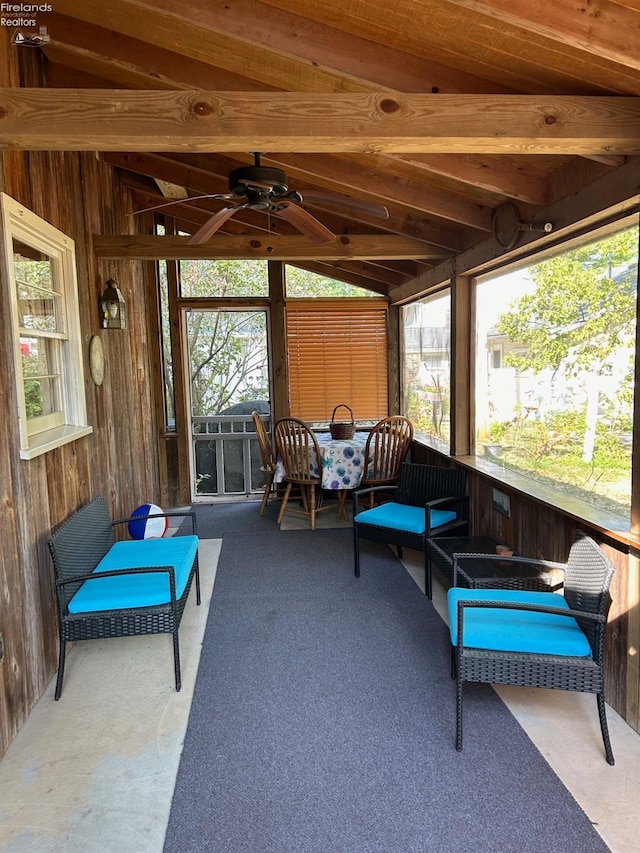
[252,411,276,472]
[252,411,277,515]
[274,417,321,484]
[360,416,413,507]
[274,417,329,529]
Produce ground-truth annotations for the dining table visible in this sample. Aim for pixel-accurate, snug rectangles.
[274,430,370,521]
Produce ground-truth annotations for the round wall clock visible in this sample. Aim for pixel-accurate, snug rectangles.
[89,335,105,386]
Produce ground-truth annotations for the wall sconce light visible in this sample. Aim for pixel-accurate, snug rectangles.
[100,278,127,329]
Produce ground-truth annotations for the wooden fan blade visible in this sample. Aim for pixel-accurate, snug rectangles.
[273,204,335,244]
[299,191,389,219]
[187,207,240,244]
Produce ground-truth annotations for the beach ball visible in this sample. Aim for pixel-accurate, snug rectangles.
[128,503,168,540]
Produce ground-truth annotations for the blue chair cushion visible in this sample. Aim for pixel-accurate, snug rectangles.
[447,588,592,657]
[354,502,457,534]
[68,536,199,613]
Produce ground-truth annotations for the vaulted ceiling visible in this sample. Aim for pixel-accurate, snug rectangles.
[20,0,640,294]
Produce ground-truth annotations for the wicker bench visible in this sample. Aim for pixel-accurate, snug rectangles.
[48,496,200,699]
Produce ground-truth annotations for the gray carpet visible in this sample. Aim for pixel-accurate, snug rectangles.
[164,527,610,853]
[183,495,348,536]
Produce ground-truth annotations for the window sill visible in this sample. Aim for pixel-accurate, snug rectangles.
[413,436,636,550]
[20,424,93,460]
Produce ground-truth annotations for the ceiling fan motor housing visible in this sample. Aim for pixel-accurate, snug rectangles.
[228,165,289,196]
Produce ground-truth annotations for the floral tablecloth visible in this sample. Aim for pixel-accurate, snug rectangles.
[274,431,370,490]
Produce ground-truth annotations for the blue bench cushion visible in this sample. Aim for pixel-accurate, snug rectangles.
[447,588,592,657]
[68,536,199,613]
[354,502,457,535]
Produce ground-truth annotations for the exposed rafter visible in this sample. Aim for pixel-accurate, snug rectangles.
[92,233,443,260]
[2,90,640,155]
[9,0,640,294]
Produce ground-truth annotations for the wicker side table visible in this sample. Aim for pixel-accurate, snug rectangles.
[426,536,564,591]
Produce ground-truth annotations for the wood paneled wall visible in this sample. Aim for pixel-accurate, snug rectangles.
[411,442,639,731]
[0,38,163,758]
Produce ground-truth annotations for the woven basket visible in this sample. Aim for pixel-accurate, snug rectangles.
[329,404,355,440]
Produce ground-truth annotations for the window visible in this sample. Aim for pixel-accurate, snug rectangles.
[179,258,269,298]
[286,298,388,422]
[401,288,451,451]
[475,218,638,522]
[1,194,92,459]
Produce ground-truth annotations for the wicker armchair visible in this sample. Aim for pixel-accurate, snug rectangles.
[358,415,414,508]
[252,411,276,515]
[353,462,469,598]
[448,533,616,764]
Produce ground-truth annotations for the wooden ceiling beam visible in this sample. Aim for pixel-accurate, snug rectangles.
[131,0,510,96]
[4,90,640,156]
[317,259,408,288]
[49,0,372,94]
[103,151,228,195]
[260,0,640,94]
[391,153,550,206]
[92,233,445,261]
[50,0,509,95]
[43,14,277,92]
[444,0,640,72]
[43,6,553,204]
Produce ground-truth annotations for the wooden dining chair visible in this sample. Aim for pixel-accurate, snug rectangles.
[359,415,414,508]
[252,411,277,515]
[273,417,332,530]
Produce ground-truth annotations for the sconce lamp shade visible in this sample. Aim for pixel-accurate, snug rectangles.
[100,278,127,329]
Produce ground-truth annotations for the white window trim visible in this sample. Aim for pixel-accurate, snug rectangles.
[1,193,92,460]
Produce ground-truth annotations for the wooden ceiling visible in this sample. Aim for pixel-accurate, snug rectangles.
[18,0,640,294]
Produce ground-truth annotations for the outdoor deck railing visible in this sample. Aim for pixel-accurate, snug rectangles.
[192,414,269,498]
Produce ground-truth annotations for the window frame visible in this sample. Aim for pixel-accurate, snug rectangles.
[400,286,452,452]
[1,193,92,459]
[471,213,638,527]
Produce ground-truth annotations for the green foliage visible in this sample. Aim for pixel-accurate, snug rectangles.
[179,258,269,298]
[187,310,268,415]
[484,405,631,514]
[23,379,43,418]
[285,265,378,297]
[405,387,449,441]
[486,227,637,518]
[489,420,511,444]
[497,229,637,376]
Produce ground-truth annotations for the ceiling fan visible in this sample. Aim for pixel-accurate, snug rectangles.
[134,153,389,245]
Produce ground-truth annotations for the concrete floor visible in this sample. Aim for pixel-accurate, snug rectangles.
[0,535,638,852]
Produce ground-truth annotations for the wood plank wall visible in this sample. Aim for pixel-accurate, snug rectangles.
[411,442,638,732]
[0,38,164,758]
